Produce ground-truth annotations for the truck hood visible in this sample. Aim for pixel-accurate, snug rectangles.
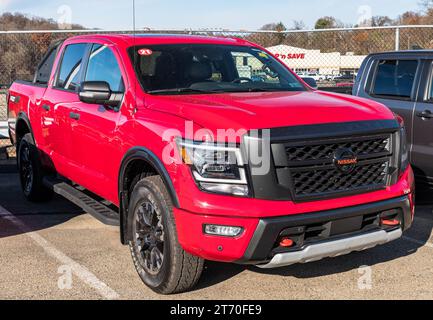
[147,90,395,132]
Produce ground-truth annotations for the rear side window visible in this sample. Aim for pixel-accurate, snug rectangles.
[56,43,87,91]
[85,44,124,92]
[35,48,57,85]
[371,59,418,99]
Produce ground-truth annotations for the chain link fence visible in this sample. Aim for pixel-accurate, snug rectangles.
[0,25,431,157]
[1,26,432,86]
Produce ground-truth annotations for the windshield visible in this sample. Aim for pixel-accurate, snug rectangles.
[129,44,306,95]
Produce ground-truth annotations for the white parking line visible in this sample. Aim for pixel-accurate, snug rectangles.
[0,206,120,300]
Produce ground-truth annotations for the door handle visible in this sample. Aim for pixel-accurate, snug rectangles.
[416,110,433,119]
[69,112,80,120]
[41,104,50,111]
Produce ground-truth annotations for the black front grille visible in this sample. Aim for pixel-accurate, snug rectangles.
[276,134,394,201]
[245,120,401,201]
[292,160,389,197]
[286,136,390,163]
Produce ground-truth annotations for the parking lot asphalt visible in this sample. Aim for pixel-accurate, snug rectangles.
[0,164,432,300]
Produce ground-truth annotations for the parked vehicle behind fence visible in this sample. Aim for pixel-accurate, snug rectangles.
[306,72,325,81]
[353,50,433,195]
[300,77,318,89]
[7,34,414,294]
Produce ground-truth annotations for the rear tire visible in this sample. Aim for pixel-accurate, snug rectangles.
[17,133,53,202]
[128,175,204,294]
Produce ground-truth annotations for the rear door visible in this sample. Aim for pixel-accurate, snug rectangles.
[33,44,63,154]
[43,42,89,175]
[412,60,433,186]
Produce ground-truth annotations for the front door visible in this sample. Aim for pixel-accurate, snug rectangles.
[367,59,419,152]
[412,60,433,187]
[69,43,126,203]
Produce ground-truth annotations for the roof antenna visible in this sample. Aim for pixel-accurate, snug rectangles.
[133,0,136,34]
[132,0,137,111]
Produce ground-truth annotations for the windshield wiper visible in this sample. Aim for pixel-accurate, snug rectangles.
[147,88,218,95]
[147,87,298,95]
[241,87,295,92]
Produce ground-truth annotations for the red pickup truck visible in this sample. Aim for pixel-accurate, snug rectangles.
[7,34,414,294]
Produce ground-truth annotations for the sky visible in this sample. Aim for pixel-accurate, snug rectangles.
[0,0,422,30]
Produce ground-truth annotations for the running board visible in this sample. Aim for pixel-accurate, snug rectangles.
[43,177,119,226]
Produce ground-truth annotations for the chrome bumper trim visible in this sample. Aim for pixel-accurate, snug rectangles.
[257,229,402,269]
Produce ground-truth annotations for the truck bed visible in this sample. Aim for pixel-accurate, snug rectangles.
[7,80,48,143]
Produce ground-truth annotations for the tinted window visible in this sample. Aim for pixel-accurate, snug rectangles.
[85,44,124,92]
[35,48,57,85]
[56,43,87,91]
[372,59,418,99]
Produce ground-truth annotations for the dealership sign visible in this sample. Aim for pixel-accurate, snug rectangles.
[274,53,305,60]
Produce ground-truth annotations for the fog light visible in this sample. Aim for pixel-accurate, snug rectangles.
[279,238,294,247]
[381,218,400,227]
[203,224,243,237]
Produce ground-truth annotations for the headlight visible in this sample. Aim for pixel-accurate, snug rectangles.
[177,139,249,196]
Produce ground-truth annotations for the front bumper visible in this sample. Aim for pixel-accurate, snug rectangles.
[257,228,402,269]
[174,194,413,265]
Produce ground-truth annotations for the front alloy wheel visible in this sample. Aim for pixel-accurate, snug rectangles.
[133,201,165,275]
[128,175,204,294]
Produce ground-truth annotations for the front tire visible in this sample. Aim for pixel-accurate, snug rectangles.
[128,175,204,294]
[17,133,53,202]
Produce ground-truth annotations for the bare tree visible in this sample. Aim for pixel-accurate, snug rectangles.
[419,0,433,9]
[292,20,306,30]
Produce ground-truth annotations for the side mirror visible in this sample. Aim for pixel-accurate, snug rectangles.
[79,81,122,107]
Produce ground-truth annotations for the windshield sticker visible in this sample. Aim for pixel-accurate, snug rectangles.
[138,48,153,56]
[258,52,269,59]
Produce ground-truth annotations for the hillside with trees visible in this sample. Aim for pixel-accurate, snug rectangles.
[0,13,86,86]
[0,12,85,31]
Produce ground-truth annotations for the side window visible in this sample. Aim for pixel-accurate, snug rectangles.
[56,43,87,91]
[35,48,57,85]
[371,59,418,99]
[85,44,124,92]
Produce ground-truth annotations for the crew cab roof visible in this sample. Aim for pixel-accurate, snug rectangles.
[66,33,255,47]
